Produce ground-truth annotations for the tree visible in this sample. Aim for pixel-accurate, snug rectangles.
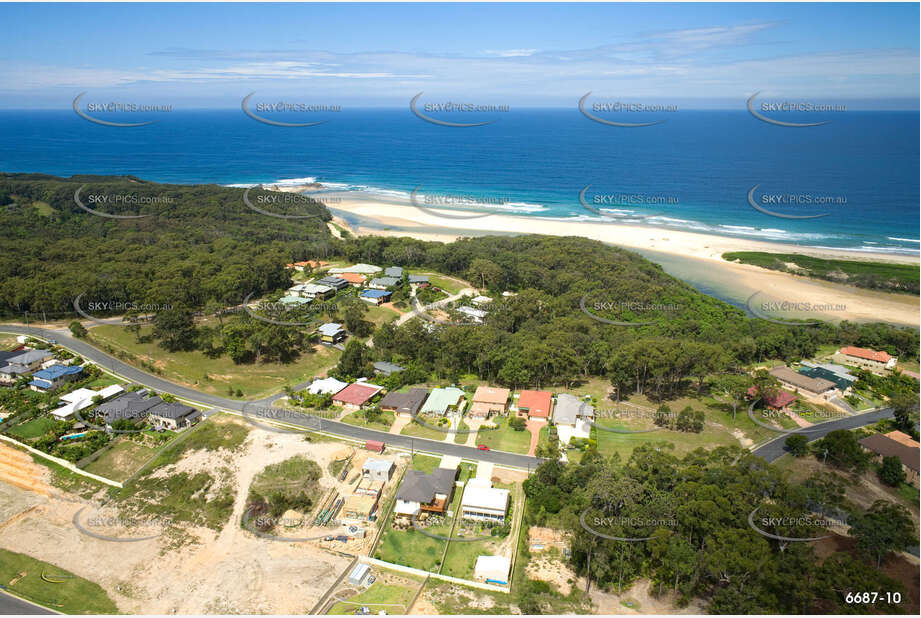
[68,321,88,339]
[850,500,917,567]
[785,434,809,457]
[465,258,503,290]
[508,416,527,431]
[890,391,919,432]
[813,429,869,472]
[152,305,197,352]
[335,339,372,378]
[343,300,373,338]
[877,455,905,487]
[712,373,751,420]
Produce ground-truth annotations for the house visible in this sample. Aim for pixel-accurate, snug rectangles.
[859,433,919,485]
[367,276,401,290]
[471,295,493,307]
[307,376,349,395]
[516,390,553,420]
[379,388,428,417]
[343,494,378,522]
[286,260,328,271]
[347,563,371,587]
[456,306,487,323]
[316,276,350,292]
[419,387,465,416]
[285,261,310,271]
[279,295,312,307]
[408,274,429,285]
[833,346,898,374]
[469,386,510,419]
[96,391,164,425]
[474,555,511,586]
[384,266,404,278]
[362,458,395,482]
[332,382,384,410]
[329,264,382,275]
[373,361,405,376]
[360,289,392,305]
[317,322,347,344]
[394,467,458,517]
[148,402,201,430]
[461,483,510,522]
[886,430,921,448]
[769,366,838,400]
[551,394,594,443]
[29,365,83,392]
[338,272,367,287]
[552,393,595,426]
[748,386,798,411]
[51,385,124,420]
[0,350,53,384]
[290,282,335,300]
[798,362,857,391]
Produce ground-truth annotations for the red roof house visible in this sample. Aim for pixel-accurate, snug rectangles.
[517,390,553,419]
[747,386,797,410]
[333,383,383,409]
[839,346,893,364]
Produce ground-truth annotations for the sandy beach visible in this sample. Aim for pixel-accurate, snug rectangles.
[326,197,920,327]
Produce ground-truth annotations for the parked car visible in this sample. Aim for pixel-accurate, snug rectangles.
[477,444,490,451]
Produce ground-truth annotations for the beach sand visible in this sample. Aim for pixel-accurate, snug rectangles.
[326,197,919,327]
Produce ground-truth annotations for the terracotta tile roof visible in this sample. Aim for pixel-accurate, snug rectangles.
[839,346,893,363]
[473,386,510,405]
[748,386,797,409]
[517,390,553,418]
[885,430,921,449]
[333,383,382,406]
[339,272,366,284]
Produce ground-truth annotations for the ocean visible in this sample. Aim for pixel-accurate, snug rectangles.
[0,108,918,255]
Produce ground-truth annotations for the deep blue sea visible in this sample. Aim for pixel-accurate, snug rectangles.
[0,109,918,254]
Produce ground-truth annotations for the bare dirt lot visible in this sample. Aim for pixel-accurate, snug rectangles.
[0,419,372,614]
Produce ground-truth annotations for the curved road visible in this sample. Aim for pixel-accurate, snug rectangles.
[0,325,541,471]
[0,590,56,615]
[752,407,894,462]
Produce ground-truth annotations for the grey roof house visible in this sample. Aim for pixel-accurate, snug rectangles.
[384,266,404,278]
[553,393,595,426]
[373,361,405,376]
[408,274,429,285]
[96,392,164,424]
[368,276,401,289]
[379,388,428,416]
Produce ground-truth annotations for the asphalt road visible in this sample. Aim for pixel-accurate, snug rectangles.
[0,590,56,615]
[0,325,542,470]
[752,407,895,462]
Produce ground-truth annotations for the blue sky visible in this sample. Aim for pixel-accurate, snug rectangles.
[0,2,917,108]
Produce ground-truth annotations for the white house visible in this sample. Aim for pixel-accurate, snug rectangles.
[461,482,510,522]
[307,377,348,396]
[474,555,511,585]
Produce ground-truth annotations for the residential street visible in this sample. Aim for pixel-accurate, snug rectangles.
[0,324,541,471]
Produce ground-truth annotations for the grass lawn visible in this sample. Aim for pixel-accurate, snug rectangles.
[82,375,125,389]
[374,525,447,572]
[475,415,532,454]
[413,273,467,295]
[411,454,440,473]
[342,409,395,431]
[401,418,451,440]
[7,416,56,440]
[592,416,739,461]
[0,334,21,350]
[327,570,423,615]
[454,420,469,444]
[83,438,157,482]
[0,548,118,614]
[364,304,400,329]
[88,323,340,399]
